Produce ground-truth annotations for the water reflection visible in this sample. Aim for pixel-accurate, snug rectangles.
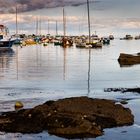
[87,49,91,96]
[118,63,135,67]
[1,41,140,139]
[0,41,140,105]
[0,49,14,70]
[118,60,140,68]
[63,48,67,80]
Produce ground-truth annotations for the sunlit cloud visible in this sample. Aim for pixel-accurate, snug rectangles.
[1,12,140,35]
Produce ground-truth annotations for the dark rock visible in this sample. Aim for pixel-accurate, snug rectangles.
[120,100,128,105]
[0,97,134,139]
[104,87,140,93]
[118,53,140,66]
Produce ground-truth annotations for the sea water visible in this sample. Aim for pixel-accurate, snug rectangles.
[0,39,140,139]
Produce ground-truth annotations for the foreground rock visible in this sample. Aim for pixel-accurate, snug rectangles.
[118,53,140,66]
[0,97,134,138]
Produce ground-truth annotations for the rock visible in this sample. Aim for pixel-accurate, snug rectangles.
[120,100,128,105]
[15,101,24,110]
[118,53,140,66]
[0,97,134,139]
[104,87,140,93]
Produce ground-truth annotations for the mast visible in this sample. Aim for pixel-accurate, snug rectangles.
[36,17,38,35]
[63,7,66,38]
[48,19,50,35]
[39,17,42,35]
[16,5,18,36]
[56,20,58,35]
[87,0,91,43]
[62,7,67,48]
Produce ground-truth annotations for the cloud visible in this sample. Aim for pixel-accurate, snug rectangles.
[0,0,100,13]
[1,0,140,36]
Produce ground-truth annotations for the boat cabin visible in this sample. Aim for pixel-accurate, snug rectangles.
[0,25,9,39]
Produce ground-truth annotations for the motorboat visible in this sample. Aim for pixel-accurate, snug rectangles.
[0,25,15,50]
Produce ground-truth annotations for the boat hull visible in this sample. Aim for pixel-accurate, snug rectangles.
[0,40,15,50]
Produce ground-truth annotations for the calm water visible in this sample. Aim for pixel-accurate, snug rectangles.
[0,39,140,139]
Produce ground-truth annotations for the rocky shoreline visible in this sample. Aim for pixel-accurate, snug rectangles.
[0,97,134,139]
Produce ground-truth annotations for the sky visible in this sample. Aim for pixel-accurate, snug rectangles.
[0,0,140,37]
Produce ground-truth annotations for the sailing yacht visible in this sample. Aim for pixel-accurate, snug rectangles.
[76,0,102,48]
[61,7,73,48]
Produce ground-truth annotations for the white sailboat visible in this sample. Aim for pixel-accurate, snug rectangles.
[61,7,73,48]
[76,0,102,48]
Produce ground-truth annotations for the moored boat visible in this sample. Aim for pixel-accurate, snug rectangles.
[109,35,114,40]
[120,35,133,40]
[134,35,140,40]
[0,25,15,51]
[76,0,102,49]
[76,37,102,48]
[101,37,110,45]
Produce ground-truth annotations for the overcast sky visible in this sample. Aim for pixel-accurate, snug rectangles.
[0,0,140,36]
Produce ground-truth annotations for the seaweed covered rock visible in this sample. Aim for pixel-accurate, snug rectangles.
[0,97,134,138]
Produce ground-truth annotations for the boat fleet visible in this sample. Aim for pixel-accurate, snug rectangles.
[120,34,140,40]
[13,34,113,48]
[0,24,114,51]
[0,0,113,51]
[4,21,140,51]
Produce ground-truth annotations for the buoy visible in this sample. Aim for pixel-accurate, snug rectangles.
[15,101,24,110]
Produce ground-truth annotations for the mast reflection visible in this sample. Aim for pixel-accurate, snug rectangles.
[87,49,91,96]
[0,49,14,69]
[63,48,67,80]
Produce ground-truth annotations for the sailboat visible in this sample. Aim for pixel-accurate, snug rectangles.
[13,5,23,45]
[54,20,63,46]
[61,7,73,48]
[76,0,102,48]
